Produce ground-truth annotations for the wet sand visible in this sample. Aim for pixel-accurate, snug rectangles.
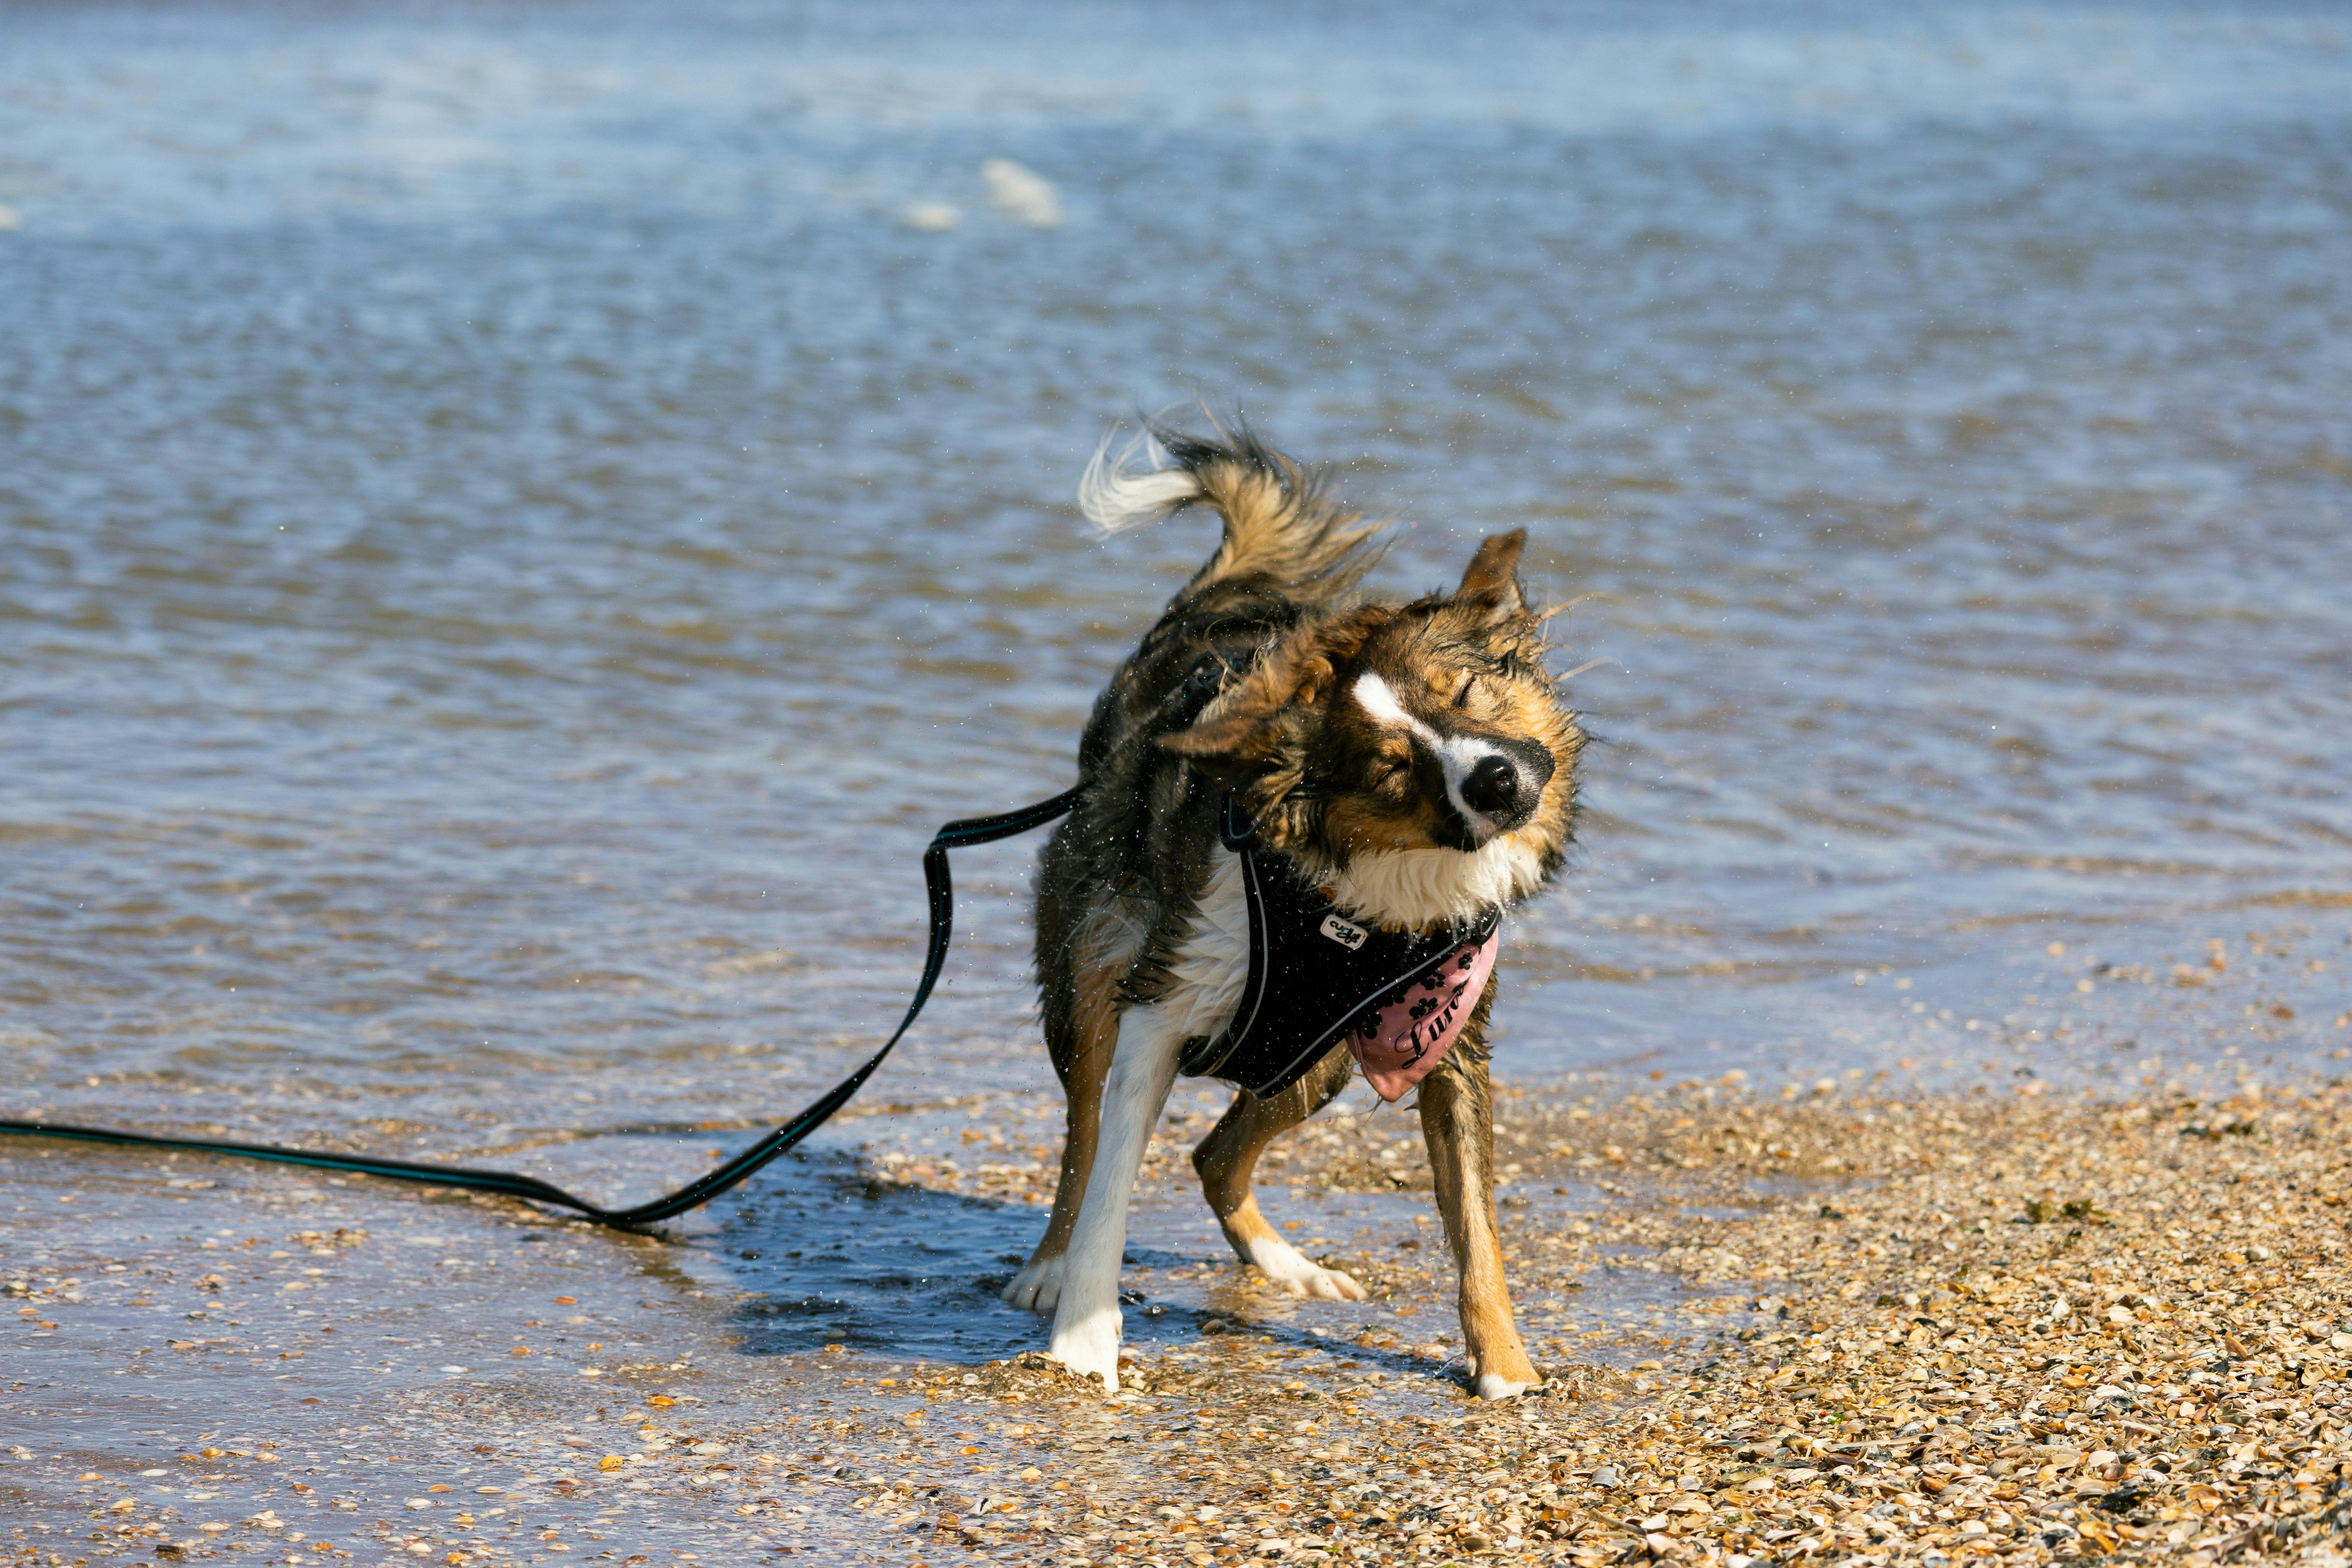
[12,1047,2352,1566]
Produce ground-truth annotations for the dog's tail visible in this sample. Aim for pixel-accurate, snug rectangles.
[1079,421,1387,597]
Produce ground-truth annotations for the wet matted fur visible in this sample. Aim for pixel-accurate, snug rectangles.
[1006,425,1584,1398]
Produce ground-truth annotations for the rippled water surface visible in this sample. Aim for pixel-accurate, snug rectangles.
[4,0,2351,1536]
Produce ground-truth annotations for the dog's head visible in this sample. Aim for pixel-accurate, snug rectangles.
[1161,530,1582,923]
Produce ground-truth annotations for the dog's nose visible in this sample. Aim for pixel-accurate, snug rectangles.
[1461,755,1524,820]
[1459,744,1554,831]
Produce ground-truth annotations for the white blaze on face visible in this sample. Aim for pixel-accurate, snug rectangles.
[1351,671,1517,843]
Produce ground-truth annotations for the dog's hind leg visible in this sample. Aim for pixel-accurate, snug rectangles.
[1047,1003,1183,1392]
[1192,1048,1368,1301]
[1005,936,1123,1313]
[1416,1027,1539,1399]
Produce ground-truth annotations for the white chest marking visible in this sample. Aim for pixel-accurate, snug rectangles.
[1159,849,1250,1041]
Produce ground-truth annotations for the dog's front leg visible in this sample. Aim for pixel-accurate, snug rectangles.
[1418,1045,1541,1400]
[1047,1003,1180,1394]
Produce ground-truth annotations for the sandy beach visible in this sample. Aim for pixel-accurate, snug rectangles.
[13,1045,2351,1566]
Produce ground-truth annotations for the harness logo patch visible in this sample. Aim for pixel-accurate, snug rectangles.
[1319,913,1368,950]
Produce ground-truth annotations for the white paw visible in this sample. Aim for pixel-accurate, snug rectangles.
[1001,1254,1066,1314]
[1243,1236,1368,1301]
[1473,1371,1534,1400]
[1048,1305,1123,1393]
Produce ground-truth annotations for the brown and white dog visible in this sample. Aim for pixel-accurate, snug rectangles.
[1004,426,1583,1398]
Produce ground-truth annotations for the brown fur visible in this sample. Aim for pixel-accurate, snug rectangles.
[1022,426,1583,1396]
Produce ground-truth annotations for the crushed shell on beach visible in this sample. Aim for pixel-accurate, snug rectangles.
[20,1078,2352,1567]
[782,1080,2352,1567]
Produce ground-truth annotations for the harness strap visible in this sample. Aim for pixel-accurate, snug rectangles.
[0,785,1086,1229]
[1180,797,1502,1102]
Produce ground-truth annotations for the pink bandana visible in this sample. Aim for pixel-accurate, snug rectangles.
[1349,930,1498,1101]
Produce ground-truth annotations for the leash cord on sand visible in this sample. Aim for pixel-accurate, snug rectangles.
[0,785,1086,1229]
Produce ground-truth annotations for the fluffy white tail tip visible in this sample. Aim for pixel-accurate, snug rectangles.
[1079,432,1201,535]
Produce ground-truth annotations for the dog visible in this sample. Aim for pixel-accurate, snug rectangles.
[1000,425,1583,1398]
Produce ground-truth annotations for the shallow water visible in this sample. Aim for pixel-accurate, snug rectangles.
[5,0,2352,1539]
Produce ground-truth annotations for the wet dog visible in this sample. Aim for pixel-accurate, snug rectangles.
[1004,427,1583,1397]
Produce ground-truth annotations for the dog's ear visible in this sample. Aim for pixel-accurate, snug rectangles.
[1158,652,1332,791]
[1453,530,1526,620]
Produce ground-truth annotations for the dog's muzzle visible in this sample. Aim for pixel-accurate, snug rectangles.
[1443,737,1554,845]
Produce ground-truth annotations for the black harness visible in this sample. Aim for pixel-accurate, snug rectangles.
[1178,797,1502,1100]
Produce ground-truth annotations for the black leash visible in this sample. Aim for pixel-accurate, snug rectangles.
[0,785,1086,1229]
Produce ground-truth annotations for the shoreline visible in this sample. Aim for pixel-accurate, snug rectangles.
[10,1076,2351,1564]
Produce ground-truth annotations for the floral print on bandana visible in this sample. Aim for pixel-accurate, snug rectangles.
[1350,930,1497,1101]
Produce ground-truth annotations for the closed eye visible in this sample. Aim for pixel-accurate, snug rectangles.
[1453,674,1476,708]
